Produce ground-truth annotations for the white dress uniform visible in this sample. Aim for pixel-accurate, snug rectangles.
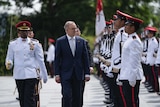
[141,38,148,64]
[145,37,158,66]
[5,37,48,82]
[155,38,160,64]
[110,27,128,71]
[119,32,143,84]
[46,44,55,63]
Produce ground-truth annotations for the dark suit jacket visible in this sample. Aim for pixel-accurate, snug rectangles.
[55,35,90,80]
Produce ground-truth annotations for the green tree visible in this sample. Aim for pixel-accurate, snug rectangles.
[0,0,160,75]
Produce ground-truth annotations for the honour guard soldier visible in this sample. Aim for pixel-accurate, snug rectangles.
[118,16,144,107]
[141,29,149,88]
[144,27,159,93]
[45,38,55,78]
[5,21,48,107]
[155,29,160,95]
[107,10,131,107]
[96,20,115,105]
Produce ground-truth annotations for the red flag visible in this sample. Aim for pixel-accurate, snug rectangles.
[95,0,106,36]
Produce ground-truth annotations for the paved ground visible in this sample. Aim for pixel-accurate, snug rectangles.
[0,75,160,107]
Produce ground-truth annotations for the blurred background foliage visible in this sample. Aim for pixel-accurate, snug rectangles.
[0,0,160,75]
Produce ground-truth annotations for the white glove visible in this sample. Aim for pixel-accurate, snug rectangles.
[116,75,122,86]
[106,72,113,78]
[103,66,108,73]
[100,63,107,71]
[129,81,136,87]
[116,79,123,86]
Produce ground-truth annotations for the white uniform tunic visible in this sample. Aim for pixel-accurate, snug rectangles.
[46,44,55,63]
[141,38,148,64]
[145,37,158,65]
[119,32,143,82]
[155,38,160,64]
[5,37,48,81]
[111,27,128,69]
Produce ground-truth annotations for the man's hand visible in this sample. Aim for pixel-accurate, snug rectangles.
[85,76,90,82]
[90,67,94,73]
[6,61,12,70]
[55,75,61,83]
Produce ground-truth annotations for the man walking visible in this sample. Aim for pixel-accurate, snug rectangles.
[54,21,90,107]
[5,20,48,107]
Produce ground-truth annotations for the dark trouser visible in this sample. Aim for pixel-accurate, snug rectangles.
[35,79,41,107]
[95,62,102,77]
[146,65,153,87]
[105,76,113,101]
[120,80,140,107]
[141,63,149,82]
[61,72,82,107]
[81,80,85,107]
[146,65,159,92]
[49,61,54,78]
[153,65,160,92]
[15,78,37,107]
[106,73,123,107]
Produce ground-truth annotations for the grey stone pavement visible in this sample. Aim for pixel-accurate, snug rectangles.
[0,75,160,107]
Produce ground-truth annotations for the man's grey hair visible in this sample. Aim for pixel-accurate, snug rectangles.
[64,21,76,30]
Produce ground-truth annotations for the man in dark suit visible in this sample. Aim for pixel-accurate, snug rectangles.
[55,21,90,107]
[75,27,94,107]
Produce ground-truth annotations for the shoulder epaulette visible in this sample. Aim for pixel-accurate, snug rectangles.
[31,38,39,42]
[132,35,136,39]
[10,38,17,42]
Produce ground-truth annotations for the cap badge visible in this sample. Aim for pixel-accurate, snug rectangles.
[23,23,26,26]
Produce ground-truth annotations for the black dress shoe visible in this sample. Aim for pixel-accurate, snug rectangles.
[148,88,155,93]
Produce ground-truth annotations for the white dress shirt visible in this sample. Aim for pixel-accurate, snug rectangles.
[67,35,76,56]
[46,44,55,63]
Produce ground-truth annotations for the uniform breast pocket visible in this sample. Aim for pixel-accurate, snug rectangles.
[28,50,35,57]
[14,49,20,57]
